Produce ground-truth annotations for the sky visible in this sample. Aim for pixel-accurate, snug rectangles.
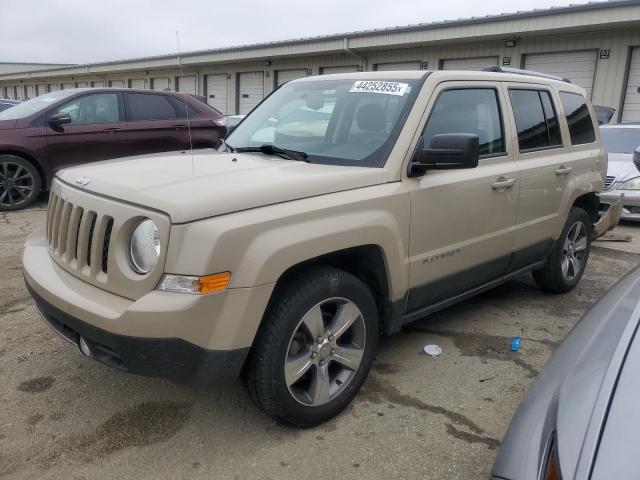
[1,0,592,65]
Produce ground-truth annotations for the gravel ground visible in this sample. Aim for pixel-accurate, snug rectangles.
[1,200,638,480]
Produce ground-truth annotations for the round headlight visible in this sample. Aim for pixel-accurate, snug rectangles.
[128,219,160,274]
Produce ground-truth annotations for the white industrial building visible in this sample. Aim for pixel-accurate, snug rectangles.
[1,0,640,122]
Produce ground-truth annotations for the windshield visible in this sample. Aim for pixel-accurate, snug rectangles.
[224,78,423,167]
[0,90,76,120]
[600,127,640,154]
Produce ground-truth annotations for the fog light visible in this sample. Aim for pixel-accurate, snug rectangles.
[78,337,91,357]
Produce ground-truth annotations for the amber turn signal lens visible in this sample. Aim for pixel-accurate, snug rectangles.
[157,272,231,295]
[196,272,231,294]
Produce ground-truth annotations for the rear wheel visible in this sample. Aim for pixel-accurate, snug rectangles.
[244,267,378,427]
[0,156,41,211]
[533,207,591,293]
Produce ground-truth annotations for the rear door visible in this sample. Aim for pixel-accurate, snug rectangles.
[406,82,519,312]
[45,91,127,171]
[504,84,597,266]
[124,91,190,155]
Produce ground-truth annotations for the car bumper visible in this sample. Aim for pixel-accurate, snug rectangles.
[22,230,275,386]
[593,193,623,238]
[600,189,640,221]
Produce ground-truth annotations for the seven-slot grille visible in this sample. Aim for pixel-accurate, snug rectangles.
[604,175,616,190]
[47,191,113,281]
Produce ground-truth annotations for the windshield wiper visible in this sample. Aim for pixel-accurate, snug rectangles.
[235,144,309,162]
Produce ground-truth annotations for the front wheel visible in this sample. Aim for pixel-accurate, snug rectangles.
[0,156,41,211]
[244,267,378,427]
[533,207,591,293]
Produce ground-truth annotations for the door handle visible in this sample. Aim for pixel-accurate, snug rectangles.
[102,127,122,134]
[555,165,572,176]
[492,177,516,190]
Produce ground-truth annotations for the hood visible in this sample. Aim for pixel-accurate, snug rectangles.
[606,152,638,183]
[493,266,640,480]
[0,119,17,130]
[56,150,389,223]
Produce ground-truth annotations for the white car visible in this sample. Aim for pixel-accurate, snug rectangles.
[599,124,640,220]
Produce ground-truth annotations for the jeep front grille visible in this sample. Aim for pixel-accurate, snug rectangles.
[47,192,113,281]
[45,179,170,301]
[604,175,615,191]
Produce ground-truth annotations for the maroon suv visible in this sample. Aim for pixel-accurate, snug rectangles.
[0,88,226,210]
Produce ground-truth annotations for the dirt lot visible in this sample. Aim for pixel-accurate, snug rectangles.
[1,202,638,480]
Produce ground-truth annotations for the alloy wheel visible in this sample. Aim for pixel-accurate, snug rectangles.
[284,297,366,406]
[0,161,35,209]
[561,220,588,281]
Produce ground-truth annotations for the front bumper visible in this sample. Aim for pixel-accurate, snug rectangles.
[600,189,640,221]
[27,282,248,386]
[23,229,274,386]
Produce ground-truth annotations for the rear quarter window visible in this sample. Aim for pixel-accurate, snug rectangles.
[559,92,596,145]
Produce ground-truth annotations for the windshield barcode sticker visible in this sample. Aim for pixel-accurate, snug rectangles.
[349,81,409,96]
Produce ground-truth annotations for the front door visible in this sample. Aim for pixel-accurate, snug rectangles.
[406,82,519,312]
[45,92,127,172]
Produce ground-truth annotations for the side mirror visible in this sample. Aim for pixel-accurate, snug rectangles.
[48,112,72,126]
[408,133,480,177]
[633,146,640,173]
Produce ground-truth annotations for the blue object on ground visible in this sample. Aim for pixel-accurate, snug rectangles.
[510,337,522,352]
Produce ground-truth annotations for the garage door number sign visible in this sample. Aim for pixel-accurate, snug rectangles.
[349,81,409,96]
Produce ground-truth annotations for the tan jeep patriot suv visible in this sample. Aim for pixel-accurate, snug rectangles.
[23,67,620,427]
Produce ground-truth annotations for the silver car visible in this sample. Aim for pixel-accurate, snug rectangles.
[492,265,640,480]
[599,124,640,220]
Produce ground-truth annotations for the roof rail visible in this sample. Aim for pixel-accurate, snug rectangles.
[482,65,571,84]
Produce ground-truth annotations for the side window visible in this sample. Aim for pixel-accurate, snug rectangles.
[127,93,178,121]
[167,96,200,118]
[52,93,119,125]
[559,92,596,145]
[509,89,563,152]
[422,88,505,156]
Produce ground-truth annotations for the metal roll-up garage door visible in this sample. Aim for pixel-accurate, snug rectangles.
[178,75,197,94]
[152,78,170,91]
[524,50,597,98]
[622,47,640,123]
[24,85,36,99]
[48,83,59,92]
[109,80,125,88]
[61,82,73,90]
[238,72,264,115]
[206,74,228,114]
[375,61,421,71]
[320,65,359,75]
[129,79,146,89]
[75,82,89,88]
[91,81,105,88]
[441,56,499,71]
[275,69,307,87]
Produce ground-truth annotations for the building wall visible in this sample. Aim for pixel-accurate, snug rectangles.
[1,26,639,120]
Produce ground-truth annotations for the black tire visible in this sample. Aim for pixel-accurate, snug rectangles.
[533,207,592,293]
[244,267,378,427]
[0,155,41,211]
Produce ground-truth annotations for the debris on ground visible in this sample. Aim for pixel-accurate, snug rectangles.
[595,232,633,242]
[479,375,496,383]
[510,337,522,352]
[423,344,443,357]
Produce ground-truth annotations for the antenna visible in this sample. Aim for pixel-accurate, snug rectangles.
[176,31,195,169]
